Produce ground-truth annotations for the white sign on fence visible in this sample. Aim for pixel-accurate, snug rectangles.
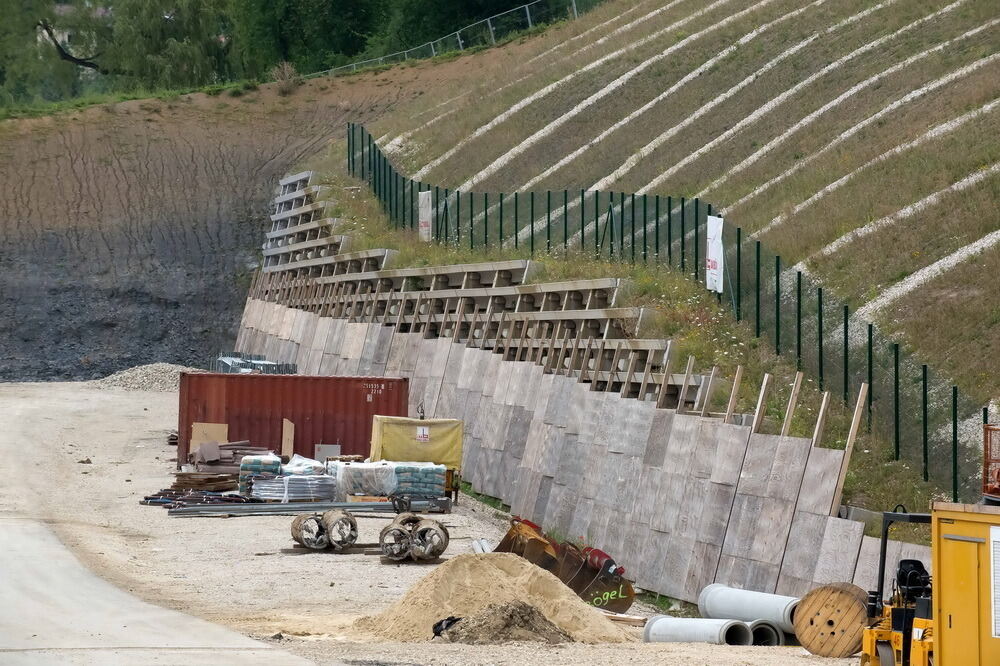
[705,215,725,294]
[418,190,432,242]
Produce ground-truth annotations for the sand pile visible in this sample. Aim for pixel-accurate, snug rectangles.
[441,601,572,644]
[354,553,634,643]
[92,363,203,391]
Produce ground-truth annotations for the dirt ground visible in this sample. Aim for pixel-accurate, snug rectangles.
[0,380,855,665]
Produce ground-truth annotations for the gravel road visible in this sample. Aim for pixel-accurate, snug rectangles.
[0,380,854,666]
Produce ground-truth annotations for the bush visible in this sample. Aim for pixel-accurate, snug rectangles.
[269,62,301,96]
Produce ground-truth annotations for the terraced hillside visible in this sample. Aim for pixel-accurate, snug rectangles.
[371,0,1000,401]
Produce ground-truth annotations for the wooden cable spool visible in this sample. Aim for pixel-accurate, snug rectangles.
[793,582,870,658]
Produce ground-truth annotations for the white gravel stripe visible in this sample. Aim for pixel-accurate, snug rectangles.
[855,228,1000,319]
[794,161,1000,272]
[384,0,657,155]
[701,0,972,202]
[636,0,966,196]
[518,0,828,192]
[411,0,723,180]
[722,22,1000,216]
[753,97,1000,239]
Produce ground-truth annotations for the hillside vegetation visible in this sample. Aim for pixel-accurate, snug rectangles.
[372,0,1000,402]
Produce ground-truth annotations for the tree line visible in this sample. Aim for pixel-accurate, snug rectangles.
[0,0,530,106]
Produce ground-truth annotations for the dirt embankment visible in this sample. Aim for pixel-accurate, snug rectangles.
[0,61,472,381]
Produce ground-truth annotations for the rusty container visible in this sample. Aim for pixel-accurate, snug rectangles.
[177,373,409,467]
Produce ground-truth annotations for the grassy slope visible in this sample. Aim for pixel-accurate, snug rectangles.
[370,0,1000,403]
[303,145,940,537]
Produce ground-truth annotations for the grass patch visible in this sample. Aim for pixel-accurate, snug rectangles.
[459,480,510,512]
[638,592,700,617]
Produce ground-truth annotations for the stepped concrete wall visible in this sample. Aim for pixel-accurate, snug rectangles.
[235,296,929,603]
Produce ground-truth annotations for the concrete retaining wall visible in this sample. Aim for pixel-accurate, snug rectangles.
[235,297,929,603]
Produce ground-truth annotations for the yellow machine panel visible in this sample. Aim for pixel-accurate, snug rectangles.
[932,502,1000,665]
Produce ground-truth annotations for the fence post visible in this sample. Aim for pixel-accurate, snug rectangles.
[818,287,824,391]
[563,190,569,252]
[893,343,900,460]
[457,190,467,247]
[774,255,781,355]
[434,186,440,240]
[843,304,849,405]
[546,190,552,254]
[361,128,367,180]
[680,197,686,272]
[654,195,660,259]
[487,18,496,44]
[867,323,873,432]
[754,241,761,338]
[444,188,451,243]
[469,191,474,249]
[694,198,700,280]
[402,178,407,227]
[952,385,959,502]
[530,191,536,256]
[456,30,463,50]
[735,227,742,321]
[572,0,579,19]
[796,271,802,369]
[514,192,519,249]
[667,196,673,265]
[922,364,929,482]
[484,192,489,249]
[630,193,636,264]
[580,189,586,251]
[642,194,648,263]
[347,122,353,175]
[525,4,533,28]
[619,192,625,260]
[499,192,504,245]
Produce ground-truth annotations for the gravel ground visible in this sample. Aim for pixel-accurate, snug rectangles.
[0,380,854,666]
[90,362,204,391]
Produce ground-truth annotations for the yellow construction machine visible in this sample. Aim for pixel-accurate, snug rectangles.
[861,502,1000,665]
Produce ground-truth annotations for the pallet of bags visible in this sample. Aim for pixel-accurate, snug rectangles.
[394,463,447,496]
[328,461,398,499]
[239,453,282,495]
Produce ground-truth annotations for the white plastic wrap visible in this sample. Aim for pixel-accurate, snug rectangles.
[328,461,399,499]
[282,454,326,476]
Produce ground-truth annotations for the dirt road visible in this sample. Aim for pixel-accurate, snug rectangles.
[0,380,855,665]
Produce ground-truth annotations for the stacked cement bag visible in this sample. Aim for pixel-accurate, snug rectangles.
[393,463,447,496]
[329,461,398,498]
[239,453,282,495]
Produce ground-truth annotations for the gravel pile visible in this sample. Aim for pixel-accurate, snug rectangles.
[91,363,203,392]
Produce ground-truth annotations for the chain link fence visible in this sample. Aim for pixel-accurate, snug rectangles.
[349,122,994,502]
[307,0,605,79]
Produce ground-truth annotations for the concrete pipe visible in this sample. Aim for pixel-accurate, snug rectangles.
[320,509,358,551]
[290,514,329,550]
[643,616,752,646]
[698,583,799,634]
[748,619,784,646]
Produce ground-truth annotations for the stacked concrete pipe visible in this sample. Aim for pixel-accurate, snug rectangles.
[697,584,799,634]
[643,617,752,645]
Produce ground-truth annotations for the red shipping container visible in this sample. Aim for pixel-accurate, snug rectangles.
[177,373,409,467]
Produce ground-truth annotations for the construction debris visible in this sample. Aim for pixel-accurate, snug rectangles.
[439,601,573,645]
[171,472,238,492]
[141,489,256,507]
[291,509,360,551]
[494,517,635,613]
[379,512,449,561]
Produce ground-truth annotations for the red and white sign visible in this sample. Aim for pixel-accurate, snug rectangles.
[418,190,432,242]
[705,215,725,294]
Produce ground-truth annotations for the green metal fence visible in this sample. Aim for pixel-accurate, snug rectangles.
[347,121,992,503]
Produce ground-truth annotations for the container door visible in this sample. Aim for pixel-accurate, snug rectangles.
[938,534,981,664]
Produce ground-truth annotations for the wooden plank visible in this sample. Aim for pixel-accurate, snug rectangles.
[699,365,718,417]
[281,418,295,459]
[811,391,831,448]
[676,356,695,413]
[191,422,228,456]
[654,347,675,409]
[780,371,804,437]
[830,383,868,516]
[750,373,772,435]
[724,365,743,424]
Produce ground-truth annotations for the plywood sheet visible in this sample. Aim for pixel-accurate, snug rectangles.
[642,409,673,467]
[191,422,228,455]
